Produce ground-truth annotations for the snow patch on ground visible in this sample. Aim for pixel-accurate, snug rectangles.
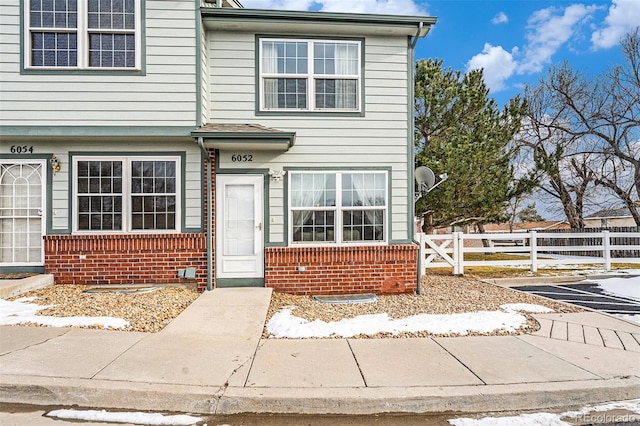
[448,398,640,426]
[449,412,568,426]
[46,409,202,425]
[266,304,552,338]
[0,298,128,329]
[587,273,640,324]
[591,275,640,302]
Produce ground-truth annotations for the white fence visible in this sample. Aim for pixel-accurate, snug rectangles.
[417,230,640,276]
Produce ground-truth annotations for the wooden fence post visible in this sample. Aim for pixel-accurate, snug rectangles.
[530,230,538,273]
[603,230,611,271]
[452,232,464,275]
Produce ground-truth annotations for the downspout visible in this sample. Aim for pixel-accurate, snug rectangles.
[197,137,214,291]
[409,23,423,294]
[410,22,423,49]
[216,0,222,7]
[195,5,212,291]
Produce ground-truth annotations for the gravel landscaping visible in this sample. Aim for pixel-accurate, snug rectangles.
[5,275,582,336]
[7,285,199,333]
[263,275,582,338]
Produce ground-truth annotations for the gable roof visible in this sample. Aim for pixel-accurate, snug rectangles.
[482,221,570,232]
[586,207,633,219]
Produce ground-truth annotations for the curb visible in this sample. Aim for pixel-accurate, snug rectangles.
[2,374,639,415]
[0,275,54,299]
[481,276,587,287]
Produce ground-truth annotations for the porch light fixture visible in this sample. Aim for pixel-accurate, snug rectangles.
[268,169,286,181]
[51,155,61,175]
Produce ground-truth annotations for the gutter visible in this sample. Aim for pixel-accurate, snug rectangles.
[196,137,214,291]
[201,7,437,31]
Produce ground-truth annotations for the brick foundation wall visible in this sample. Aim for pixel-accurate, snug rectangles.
[44,233,207,288]
[264,244,418,295]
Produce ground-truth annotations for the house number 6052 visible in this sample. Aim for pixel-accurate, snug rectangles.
[10,145,34,154]
[231,154,253,162]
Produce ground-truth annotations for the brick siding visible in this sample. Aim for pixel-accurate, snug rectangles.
[264,244,418,295]
[44,233,207,289]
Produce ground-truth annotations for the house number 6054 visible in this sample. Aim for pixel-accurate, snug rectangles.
[10,145,34,154]
[231,154,253,162]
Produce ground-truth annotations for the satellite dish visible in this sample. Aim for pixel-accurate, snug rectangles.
[415,166,436,190]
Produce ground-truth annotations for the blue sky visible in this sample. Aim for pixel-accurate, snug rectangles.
[241,0,640,107]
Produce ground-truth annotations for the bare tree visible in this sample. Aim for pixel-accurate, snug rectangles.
[519,28,640,226]
[593,28,640,223]
[515,90,596,228]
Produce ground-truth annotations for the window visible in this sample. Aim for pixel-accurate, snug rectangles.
[74,157,179,232]
[76,160,123,230]
[26,0,140,69]
[290,171,386,244]
[260,38,361,111]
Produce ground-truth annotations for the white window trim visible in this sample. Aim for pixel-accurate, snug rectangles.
[288,170,387,247]
[24,0,142,70]
[259,38,361,112]
[72,155,180,234]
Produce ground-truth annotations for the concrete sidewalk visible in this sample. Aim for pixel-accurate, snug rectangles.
[1,286,639,416]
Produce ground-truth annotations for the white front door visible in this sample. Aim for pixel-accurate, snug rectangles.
[0,161,46,266]
[216,174,264,279]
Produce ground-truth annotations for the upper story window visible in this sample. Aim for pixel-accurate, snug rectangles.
[26,0,140,69]
[259,38,361,112]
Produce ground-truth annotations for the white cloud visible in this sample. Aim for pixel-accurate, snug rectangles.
[240,0,427,15]
[591,0,640,49]
[466,43,518,92]
[491,11,508,25]
[518,4,599,74]
[467,3,600,93]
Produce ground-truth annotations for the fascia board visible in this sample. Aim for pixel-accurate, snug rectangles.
[201,8,437,37]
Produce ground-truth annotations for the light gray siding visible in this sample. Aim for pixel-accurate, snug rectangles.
[209,31,412,243]
[1,1,204,233]
[0,0,199,127]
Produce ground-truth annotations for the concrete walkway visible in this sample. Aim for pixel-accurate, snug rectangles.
[1,285,639,416]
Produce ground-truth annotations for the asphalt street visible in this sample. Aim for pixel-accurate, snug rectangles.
[513,279,640,317]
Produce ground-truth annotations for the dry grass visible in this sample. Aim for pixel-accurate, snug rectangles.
[426,253,638,278]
